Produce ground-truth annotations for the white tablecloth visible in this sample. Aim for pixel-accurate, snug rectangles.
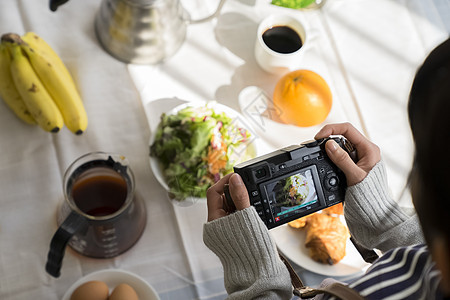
[0,0,449,299]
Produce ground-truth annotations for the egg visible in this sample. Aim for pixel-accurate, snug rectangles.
[109,283,139,300]
[70,280,109,300]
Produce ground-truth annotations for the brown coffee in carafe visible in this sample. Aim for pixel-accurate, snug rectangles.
[72,167,127,217]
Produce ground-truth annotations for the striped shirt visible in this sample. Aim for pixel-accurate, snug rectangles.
[323,244,443,300]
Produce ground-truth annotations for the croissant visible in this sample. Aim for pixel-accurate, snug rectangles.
[322,202,344,216]
[304,213,349,265]
[287,216,308,229]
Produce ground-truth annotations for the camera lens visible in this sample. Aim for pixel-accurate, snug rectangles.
[255,168,267,179]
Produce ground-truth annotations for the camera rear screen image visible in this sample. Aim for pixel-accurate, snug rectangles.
[261,165,320,224]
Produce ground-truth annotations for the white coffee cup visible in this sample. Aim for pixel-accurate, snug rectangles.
[255,14,308,74]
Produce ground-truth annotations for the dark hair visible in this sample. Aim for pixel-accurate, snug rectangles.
[408,37,450,243]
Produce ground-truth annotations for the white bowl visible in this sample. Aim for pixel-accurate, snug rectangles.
[62,269,160,300]
[149,101,259,203]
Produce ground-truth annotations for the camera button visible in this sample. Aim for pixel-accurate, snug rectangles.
[328,194,336,202]
[324,173,339,191]
[253,200,262,206]
[328,176,338,187]
[251,190,259,197]
[279,164,287,170]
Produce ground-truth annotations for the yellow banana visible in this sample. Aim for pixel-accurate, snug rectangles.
[4,37,63,132]
[0,42,35,124]
[21,32,88,135]
[22,32,75,93]
[22,32,60,61]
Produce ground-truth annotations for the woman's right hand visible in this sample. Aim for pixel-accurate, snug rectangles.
[315,122,381,186]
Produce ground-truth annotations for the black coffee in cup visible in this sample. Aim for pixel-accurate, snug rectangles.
[262,25,303,54]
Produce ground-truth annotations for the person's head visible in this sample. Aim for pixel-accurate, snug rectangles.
[408,37,450,295]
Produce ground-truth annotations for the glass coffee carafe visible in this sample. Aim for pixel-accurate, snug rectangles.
[46,152,147,278]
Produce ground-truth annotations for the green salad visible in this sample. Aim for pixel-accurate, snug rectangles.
[150,104,252,200]
[271,0,316,9]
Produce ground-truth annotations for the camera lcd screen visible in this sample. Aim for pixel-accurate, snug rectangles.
[261,165,320,224]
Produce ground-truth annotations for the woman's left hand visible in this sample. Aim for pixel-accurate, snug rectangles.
[206,173,250,222]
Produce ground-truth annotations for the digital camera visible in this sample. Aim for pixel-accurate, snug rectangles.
[228,137,355,229]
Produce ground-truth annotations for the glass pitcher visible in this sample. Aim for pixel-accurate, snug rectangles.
[45,152,147,277]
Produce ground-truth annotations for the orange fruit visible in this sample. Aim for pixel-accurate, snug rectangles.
[273,70,332,127]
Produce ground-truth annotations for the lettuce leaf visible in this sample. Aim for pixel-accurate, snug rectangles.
[150,104,251,200]
[271,0,315,9]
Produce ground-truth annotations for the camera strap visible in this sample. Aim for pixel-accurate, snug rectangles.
[278,252,366,299]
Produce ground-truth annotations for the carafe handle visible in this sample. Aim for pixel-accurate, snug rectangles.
[49,0,69,11]
[188,0,227,24]
[45,211,89,277]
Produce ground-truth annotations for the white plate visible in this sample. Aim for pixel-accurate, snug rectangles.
[270,222,370,276]
[149,100,259,203]
[62,269,160,300]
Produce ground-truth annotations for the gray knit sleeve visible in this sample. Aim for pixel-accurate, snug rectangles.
[344,161,425,252]
[203,207,293,300]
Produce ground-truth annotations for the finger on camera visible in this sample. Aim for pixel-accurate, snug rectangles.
[229,173,251,210]
[207,173,233,198]
[317,123,381,165]
[207,194,229,222]
[206,173,233,210]
[325,139,367,185]
[315,122,366,147]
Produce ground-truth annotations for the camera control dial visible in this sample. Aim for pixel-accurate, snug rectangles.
[324,172,340,191]
[301,139,320,147]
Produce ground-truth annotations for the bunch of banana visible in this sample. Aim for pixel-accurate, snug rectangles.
[0,32,88,134]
